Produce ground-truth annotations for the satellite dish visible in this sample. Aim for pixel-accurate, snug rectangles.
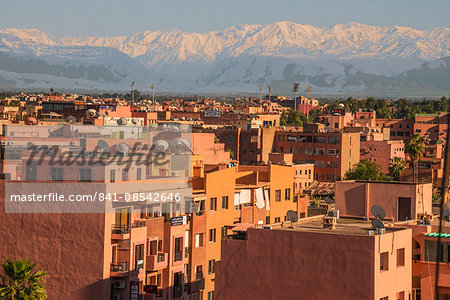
[338,103,345,108]
[26,142,35,150]
[170,138,193,153]
[131,117,138,125]
[116,143,129,157]
[117,117,128,125]
[97,140,110,153]
[67,115,76,123]
[371,205,386,219]
[24,117,38,125]
[286,210,299,223]
[153,140,170,154]
[325,197,333,204]
[371,219,385,230]
[281,126,287,131]
[86,109,97,118]
[443,202,450,221]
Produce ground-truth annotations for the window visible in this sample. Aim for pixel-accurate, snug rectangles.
[174,237,183,261]
[285,188,291,201]
[275,190,281,202]
[79,168,92,182]
[208,259,215,274]
[122,169,128,181]
[149,240,158,255]
[380,252,389,271]
[227,136,233,142]
[380,296,388,300]
[210,197,217,211]
[207,291,215,300]
[110,169,115,182]
[397,291,405,300]
[222,196,229,209]
[221,227,227,239]
[157,273,161,287]
[397,248,405,267]
[266,216,270,224]
[274,217,281,223]
[50,167,64,181]
[209,228,216,243]
[135,244,144,270]
[137,168,142,180]
[195,233,204,248]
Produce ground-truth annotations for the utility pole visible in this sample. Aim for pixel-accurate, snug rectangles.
[258,84,263,101]
[292,83,299,111]
[131,82,135,104]
[151,83,155,103]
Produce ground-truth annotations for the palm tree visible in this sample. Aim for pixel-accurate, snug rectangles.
[0,259,47,300]
[388,157,407,181]
[406,134,426,183]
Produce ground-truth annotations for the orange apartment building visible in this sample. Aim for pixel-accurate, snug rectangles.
[0,125,307,300]
[360,140,406,174]
[274,129,360,181]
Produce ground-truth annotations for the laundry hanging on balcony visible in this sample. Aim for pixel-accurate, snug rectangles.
[239,189,251,204]
[255,188,265,209]
[264,189,270,211]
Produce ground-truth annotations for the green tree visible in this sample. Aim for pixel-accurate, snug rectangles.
[388,157,407,181]
[280,109,309,126]
[0,259,47,300]
[406,134,426,182]
[344,159,392,181]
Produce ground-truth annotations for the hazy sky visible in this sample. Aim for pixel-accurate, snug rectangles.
[1,0,449,37]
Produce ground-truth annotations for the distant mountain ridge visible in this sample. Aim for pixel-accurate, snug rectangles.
[0,22,449,96]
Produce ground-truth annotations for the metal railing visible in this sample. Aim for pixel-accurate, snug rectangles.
[111,261,128,273]
[111,221,146,234]
[157,253,165,263]
[194,272,203,280]
[174,251,183,262]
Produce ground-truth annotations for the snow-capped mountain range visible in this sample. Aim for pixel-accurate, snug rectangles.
[0,21,449,96]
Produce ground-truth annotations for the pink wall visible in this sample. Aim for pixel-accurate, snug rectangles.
[216,228,375,300]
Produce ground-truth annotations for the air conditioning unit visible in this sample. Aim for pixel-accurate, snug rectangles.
[327,209,339,219]
[112,280,126,289]
[112,295,121,300]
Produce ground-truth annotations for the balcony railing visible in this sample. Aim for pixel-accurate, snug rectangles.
[194,272,203,281]
[111,221,146,234]
[174,251,183,262]
[111,261,128,273]
[157,253,165,262]
[208,265,214,274]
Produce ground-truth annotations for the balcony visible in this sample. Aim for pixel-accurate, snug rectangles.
[146,253,168,271]
[111,222,146,240]
[110,262,128,277]
[194,271,203,281]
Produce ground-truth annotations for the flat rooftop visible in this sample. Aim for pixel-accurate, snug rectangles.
[268,217,405,236]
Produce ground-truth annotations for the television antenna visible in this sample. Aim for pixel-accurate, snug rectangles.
[258,84,263,100]
[268,85,272,101]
